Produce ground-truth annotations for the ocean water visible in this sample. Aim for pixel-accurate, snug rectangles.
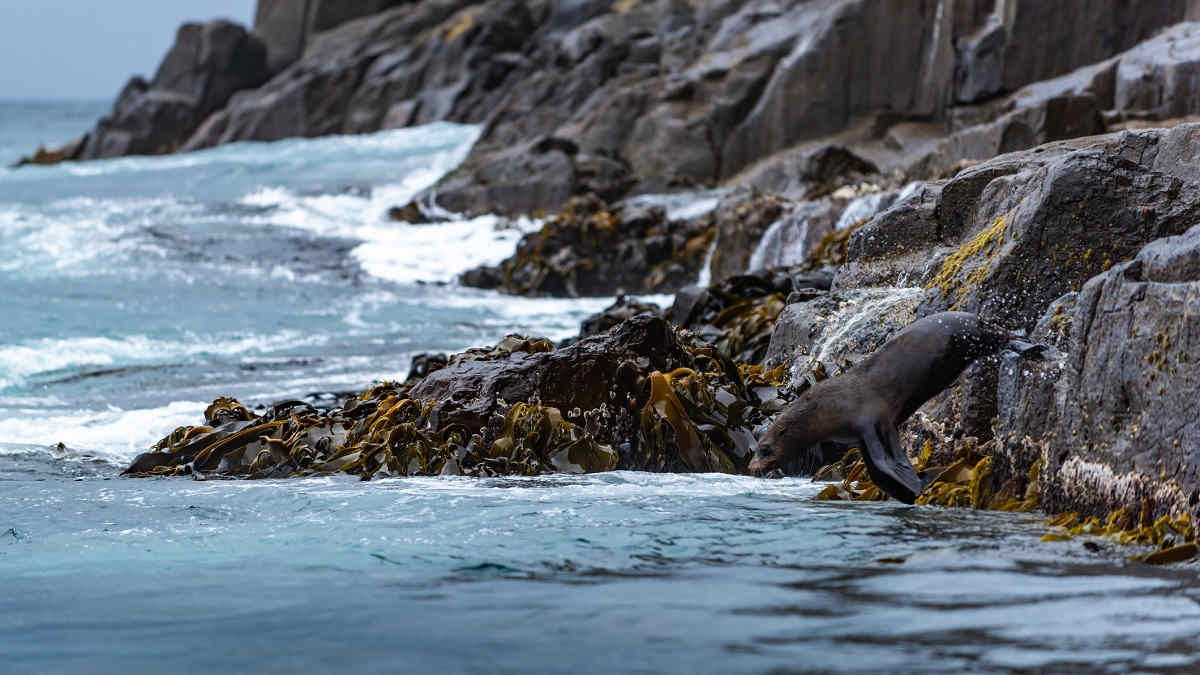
[1,102,1198,674]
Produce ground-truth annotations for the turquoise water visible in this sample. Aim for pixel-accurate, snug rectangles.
[1,102,1198,674]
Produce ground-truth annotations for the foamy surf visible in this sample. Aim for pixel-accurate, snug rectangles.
[0,331,332,391]
[0,400,209,464]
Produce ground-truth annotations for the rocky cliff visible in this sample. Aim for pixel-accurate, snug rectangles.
[21,1,1200,198]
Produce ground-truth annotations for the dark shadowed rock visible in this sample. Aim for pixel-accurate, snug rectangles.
[578,296,663,338]
[24,21,269,163]
[405,352,448,383]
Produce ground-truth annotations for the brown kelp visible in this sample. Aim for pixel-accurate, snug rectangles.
[814,444,1198,564]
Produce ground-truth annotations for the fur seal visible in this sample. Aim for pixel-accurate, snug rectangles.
[748,311,1043,504]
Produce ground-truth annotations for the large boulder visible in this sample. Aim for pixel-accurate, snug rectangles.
[995,225,1200,524]
[838,125,1200,330]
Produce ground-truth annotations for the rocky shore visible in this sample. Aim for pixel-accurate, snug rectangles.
[35,2,1200,554]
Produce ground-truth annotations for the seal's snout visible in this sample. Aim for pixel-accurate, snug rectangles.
[748,443,773,476]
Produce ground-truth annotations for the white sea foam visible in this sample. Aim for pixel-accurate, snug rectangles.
[0,196,201,275]
[234,123,552,283]
[0,331,329,390]
[0,400,209,463]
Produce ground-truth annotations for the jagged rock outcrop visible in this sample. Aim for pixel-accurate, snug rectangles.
[35,1,1200,199]
[254,0,417,73]
[954,0,1197,104]
[25,21,269,163]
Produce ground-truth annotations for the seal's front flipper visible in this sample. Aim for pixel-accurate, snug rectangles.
[857,423,922,504]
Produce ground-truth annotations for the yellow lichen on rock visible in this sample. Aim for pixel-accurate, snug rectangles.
[925,215,1009,301]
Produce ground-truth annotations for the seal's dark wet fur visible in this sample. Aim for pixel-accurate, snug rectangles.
[749,312,1043,503]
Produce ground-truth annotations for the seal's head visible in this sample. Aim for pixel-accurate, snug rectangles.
[747,399,822,477]
[748,440,780,476]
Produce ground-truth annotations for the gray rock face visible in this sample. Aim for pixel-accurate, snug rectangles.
[1114,22,1200,120]
[763,286,922,375]
[253,0,416,73]
[955,0,1195,104]
[117,0,1193,212]
[59,21,269,161]
[995,225,1200,523]
[838,125,1200,330]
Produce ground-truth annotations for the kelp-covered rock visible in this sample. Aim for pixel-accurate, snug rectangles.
[814,443,1199,564]
[458,194,712,297]
[125,315,774,479]
[812,443,1041,512]
[671,266,831,366]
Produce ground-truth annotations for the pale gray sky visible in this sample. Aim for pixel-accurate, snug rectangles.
[0,1,255,100]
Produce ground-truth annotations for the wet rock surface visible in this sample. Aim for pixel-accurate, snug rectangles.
[993,225,1200,523]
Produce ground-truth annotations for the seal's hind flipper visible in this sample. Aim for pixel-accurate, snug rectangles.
[857,423,922,504]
